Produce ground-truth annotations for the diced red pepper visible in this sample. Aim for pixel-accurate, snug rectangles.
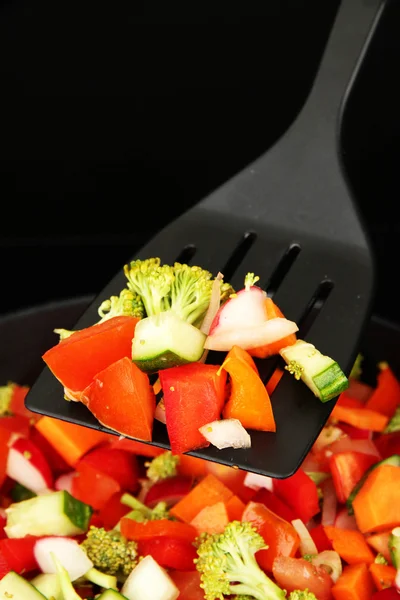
[138,536,198,571]
[110,437,164,458]
[251,487,298,523]
[144,475,193,508]
[120,518,198,544]
[160,362,227,455]
[273,468,320,524]
[0,514,6,540]
[309,524,333,552]
[329,450,379,504]
[169,570,204,600]
[42,316,139,395]
[0,536,40,576]
[77,445,139,492]
[72,461,121,511]
[372,589,400,600]
[0,415,31,441]
[98,491,132,531]
[374,431,400,459]
[338,423,372,440]
[242,501,300,573]
[83,357,156,442]
[365,364,400,418]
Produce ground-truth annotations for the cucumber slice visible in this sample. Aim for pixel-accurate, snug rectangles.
[280,340,349,402]
[389,526,400,569]
[346,454,400,515]
[31,573,62,600]
[5,490,92,538]
[131,310,206,373]
[97,590,129,599]
[0,571,46,600]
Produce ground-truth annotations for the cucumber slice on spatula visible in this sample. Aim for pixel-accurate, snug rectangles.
[25,0,383,478]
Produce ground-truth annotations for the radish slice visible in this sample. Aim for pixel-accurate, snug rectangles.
[121,554,179,600]
[208,285,267,336]
[334,507,358,530]
[34,536,93,581]
[199,419,251,450]
[6,437,53,493]
[311,550,343,583]
[320,478,337,527]
[243,472,274,491]
[291,519,318,556]
[204,318,298,351]
[200,273,224,335]
[55,472,76,494]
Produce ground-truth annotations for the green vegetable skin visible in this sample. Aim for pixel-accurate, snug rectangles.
[346,454,400,515]
[0,571,46,600]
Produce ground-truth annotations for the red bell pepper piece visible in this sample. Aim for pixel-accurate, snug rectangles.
[72,461,121,511]
[372,589,400,600]
[0,514,6,540]
[337,423,372,440]
[169,570,204,600]
[110,437,164,458]
[77,445,139,492]
[309,523,333,552]
[329,450,379,504]
[0,414,31,441]
[138,536,198,571]
[83,357,156,442]
[120,518,198,544]
[251,487,298,523]
[159,362,227,455]
[242,501,300,573]
[98,491,132,531]
[273,468,320,524]
[366,364,400,418]
[0,536,40,576]
[374,431,400,459]
[42,315,139,395]
[144,475,193,508]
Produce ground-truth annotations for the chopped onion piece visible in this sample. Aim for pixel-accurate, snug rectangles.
[200,273,224,335]
[199,419,251,450]
[321,478,337,526]
[291,518,318,556]
[243,472,274,491]
[311,550,343,583]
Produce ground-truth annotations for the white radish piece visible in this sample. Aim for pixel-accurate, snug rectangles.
[6,437,53,494]
[199,418,251,450]
[291,518,318,556]
[204,318,298,352]
[34,536,93,582]
[54,472,76,494]
[121,554,179,600]
[208,285,267,335]
[243,472,274,491]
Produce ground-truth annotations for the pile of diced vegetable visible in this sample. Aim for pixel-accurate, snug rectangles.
[40,258,350,453]
[1,356,400,599]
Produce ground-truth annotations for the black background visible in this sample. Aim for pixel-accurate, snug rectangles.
[1,0,399,325]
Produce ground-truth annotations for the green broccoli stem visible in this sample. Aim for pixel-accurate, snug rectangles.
[85,567,118,590]
[120,493,150,514]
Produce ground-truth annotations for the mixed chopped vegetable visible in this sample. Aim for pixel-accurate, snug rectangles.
[0,357,400,598]
[41,257,350,453]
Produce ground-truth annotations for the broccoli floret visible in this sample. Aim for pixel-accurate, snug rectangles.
[374,553,388,565]
[145,450,179,482]
[244,272,260,290]
[385,406,400,434]
[0,382,14,416]
[119,493,171,523]
[288,591,318,600]
[98,288,145,322]
[124,257,234,328]
[194,520,286,600]
[80,526,138,577]
[285,360,304,380]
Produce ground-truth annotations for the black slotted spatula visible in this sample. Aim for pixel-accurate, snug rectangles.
[26,0,383,478]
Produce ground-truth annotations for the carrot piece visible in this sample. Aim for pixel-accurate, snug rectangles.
[365,364,400,418]
[365,531,392,563]
[248,298,297,358]
[177,454,208,479]
[266,368,284,396]
[330,404,389,433]
[120,518,198,543]
[170,473,234,523]
[190,501,229,535]
[331,563,375,600]
[225,495,245,521]
[324,526,375,565]
[369,563,396,591]
[34,416,110,466]
[352,464,400,533]
[222,346,276,432]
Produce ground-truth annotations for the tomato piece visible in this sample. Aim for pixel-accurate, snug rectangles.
[272,556,333,600]
[273,468,320,524]
[329,450,378,504]
[144,475,193,508]
[242,501,300,573]
[77,445,139,492]
[169,570,204,600]
[0,536,40,575]
[138,536,198,571]
[72,461,121,511]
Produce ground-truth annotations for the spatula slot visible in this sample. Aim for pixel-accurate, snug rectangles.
[216,231,258,282]
[296,279,334,338]
[174,244,197,265]
[265,243,302,297]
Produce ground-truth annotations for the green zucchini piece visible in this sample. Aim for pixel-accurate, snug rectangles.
[346,454,400,515]
[131,310,206,373]
[389,526,400,569]
[31,573,63,600]
[0,571,46,600]
[4,490,92,538]
[280,339,349,402]
[10,482,37,502]
[97,589,129,599]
